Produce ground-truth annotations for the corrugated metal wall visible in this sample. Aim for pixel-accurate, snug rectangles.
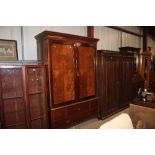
[23,26,87,60]
[1,26,155,60]
[94,26,121,51]
[0,26,22,60]
[94,26,143,52]
[0,26,87,60]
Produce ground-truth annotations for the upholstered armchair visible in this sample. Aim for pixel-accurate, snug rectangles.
[129,104,155,129]
[99,104,155,129]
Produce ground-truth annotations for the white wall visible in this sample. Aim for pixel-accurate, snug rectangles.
[1,26,155,60]
[22,26,87,60]
[0,26,22,60]
[0,26,87,60]
[94,26,143,52]
[94,26,121,51]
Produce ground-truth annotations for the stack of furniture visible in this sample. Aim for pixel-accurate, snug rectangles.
[35,31,99,128]
[0,64,49,128]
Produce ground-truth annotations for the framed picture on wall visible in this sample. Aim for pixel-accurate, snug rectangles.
[0,39,18,61]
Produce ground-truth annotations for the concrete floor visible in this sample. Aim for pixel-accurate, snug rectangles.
[70,108,129,129]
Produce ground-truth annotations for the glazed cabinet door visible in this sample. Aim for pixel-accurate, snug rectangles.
[25,65,49,128]
[77,46,96,99]
[0,67,27,129]
[49,43,76,106]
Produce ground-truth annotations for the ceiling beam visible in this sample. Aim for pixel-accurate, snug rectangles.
[143,27,148,52]
[87,26,94,38]
[107,26,143,37]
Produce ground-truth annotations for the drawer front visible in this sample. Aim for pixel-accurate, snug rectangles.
[68,101,91,124]
[51,98,99,128]
[51,107,68,129]
[90,100,99,116]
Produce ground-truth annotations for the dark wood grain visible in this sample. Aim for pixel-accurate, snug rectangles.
[119,56,134,108]
[97,50,135,118]
[35,31,99,128]
[0,67,26,128]
[25,65,49,129]
[50,43,76,104]
[0,64,49,129]
[78,46,95,99]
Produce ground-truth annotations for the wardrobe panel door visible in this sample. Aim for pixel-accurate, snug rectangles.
[0,68,27,128]
[120,57,134,107]
[50,43,76,105]
[78,46,95,99]
[27,66,49,129]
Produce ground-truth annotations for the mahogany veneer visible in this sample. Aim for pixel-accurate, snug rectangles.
[0,64,49,129]
[35,31,99,128]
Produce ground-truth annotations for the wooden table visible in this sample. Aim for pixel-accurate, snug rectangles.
[132,98,155,109]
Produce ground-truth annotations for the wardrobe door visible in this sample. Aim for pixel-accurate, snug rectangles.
[49,43,76,106]
[120,57,134,108]
[78,46,96,99]
[103,55,120,115]
[26,66,49,128]
[0,67,27,129]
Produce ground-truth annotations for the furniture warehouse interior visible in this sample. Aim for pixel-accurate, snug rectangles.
[0,26,155,129]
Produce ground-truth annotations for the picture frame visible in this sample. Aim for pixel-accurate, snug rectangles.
[0,39,18,61]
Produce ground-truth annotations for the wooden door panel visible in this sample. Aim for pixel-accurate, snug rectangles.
[50,44,76,104]
[120,58,134,106]
[68,102,90,123]
[0,67,26,128]
[26,66,48,129]
[28,68,45,93]
[78,46,95,99]
[3,98,26,127]
[1,68,23,98]
[29,94,46,119]
[100,55,120,116]
[31,118,47,129]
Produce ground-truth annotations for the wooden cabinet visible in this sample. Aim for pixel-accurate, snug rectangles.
[0,67,26,128]
[119,56,135,108]
[97,50,135,118]
[0,64,49,129]
[35,31,99,128]
[24,65,49,129]
[97,51,120,118]
[51,98,98,129]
